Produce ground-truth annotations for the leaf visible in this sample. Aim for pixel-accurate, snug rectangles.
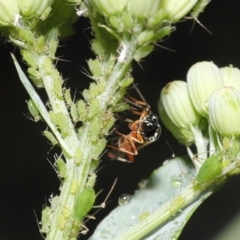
[89,157,219,240]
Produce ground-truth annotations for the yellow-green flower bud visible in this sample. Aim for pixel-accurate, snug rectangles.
[209,87,240,137]
[220,66,240,90]
[158,98,194,146]
[90,0,127,16]
[0,0,19,27]
[161,0,198,22]
[17,0,53,18]
[127,0,161,19]
[160,80,200,128]
[187,61,224,117]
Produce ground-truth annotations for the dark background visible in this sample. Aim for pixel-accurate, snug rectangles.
[1,0,240,239]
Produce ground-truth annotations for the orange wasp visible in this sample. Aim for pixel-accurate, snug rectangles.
[107,84,161,163]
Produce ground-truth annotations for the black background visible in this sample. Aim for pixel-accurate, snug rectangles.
[1,0,240,239]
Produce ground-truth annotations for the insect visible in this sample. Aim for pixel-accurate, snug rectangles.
[107,84,161,163]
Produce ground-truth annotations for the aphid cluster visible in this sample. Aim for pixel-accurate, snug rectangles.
[107,84,161,163]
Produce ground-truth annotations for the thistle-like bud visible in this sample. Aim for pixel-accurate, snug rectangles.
[209,87,240,137]
[160,80,200,128]
[0,0,19,27]
[161,0,198,22]
[89,0,127,16]
[220,66,240,90]
[127,0,161,19]
[187,61,224,117]
[17,0,53,18]
[158,98,194,146]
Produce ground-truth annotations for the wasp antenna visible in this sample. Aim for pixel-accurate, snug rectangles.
[123,97,146,110]
[132,83,147,103]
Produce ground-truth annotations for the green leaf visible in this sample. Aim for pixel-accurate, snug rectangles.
[89,157,219,240]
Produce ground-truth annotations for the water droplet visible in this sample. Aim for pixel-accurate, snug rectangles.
[118,193,132,205]
[138,179,148,189]
[131,214,136,220]
[171,179,181,188]
[163,160,169,165]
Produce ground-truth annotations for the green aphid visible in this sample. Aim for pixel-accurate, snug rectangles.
[21,50,36,69]
[55,158,67,179]
[70,180,79,194]
[121,12,133,30]
[18,28,35,45]
[92,138,106,159]
[49,110,58,126]
[88,99,100,118]
[86,173,97,188]
[191,0,210,20]
[73,188,96,222]
[56,112,69,138]
[104,57,115,78]
[148,9,166,28]
[28,68,43,88]
[190,0,212,34]
[82,89,90,102]
[196,154,223,184]
[49,39,58,58]
[222,137,230,151]
[170,196,185,213]
[75,147,83,165]
[35,36,45,53]
[153,26,172,41]
[230,141,240,160]
[43,57,52,74]
[41,207,51,233]
[91,39,105,57]
[88,59,101,79]
[134,45,154,62]
[64,89,73,106]
[112,89,126,105]
[27,99,41,121]
[111,102,129,112]
[43,130,58,146]
[137,30,154,45]
[88,83,98,98]
[90,118,101,142]
[119,77,133,88]
[45,28,59,42]
[101,113,115,135]
[40,7,52,20]
[53,73,63,99]
[77,100,87,122]
[71,103,79,123]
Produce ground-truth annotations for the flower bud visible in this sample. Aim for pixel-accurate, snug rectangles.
[17,0,53,18]
[158,98,194,146]
[161,0,198,22]
[187,61,224,117]
[127,0,161,19]
[0,0,19,27]
[209,87,240,137]
[160,80,200,128]
[220,66,240,90]
[90,0,127,16]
